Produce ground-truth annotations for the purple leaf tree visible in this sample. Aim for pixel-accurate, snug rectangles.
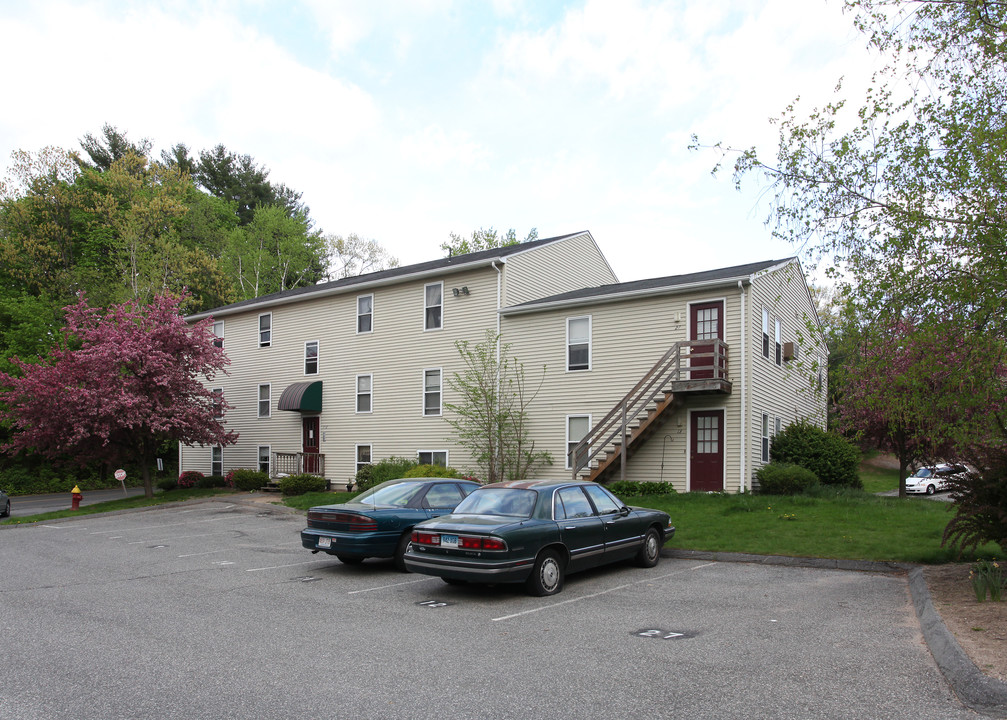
[0,292,236,498]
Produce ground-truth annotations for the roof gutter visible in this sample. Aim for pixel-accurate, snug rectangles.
[187,256,513,321]
[500,275,756,317]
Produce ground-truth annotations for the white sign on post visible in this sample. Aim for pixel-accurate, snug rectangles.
[114,468,127,493]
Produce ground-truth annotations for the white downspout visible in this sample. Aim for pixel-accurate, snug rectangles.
[493,261,502,354]
[738,279,747,493]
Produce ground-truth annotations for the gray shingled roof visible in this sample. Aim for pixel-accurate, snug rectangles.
[189,231,589,319]
[505,257,795,311]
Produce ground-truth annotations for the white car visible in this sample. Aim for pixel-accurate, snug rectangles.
[905,464,966,495]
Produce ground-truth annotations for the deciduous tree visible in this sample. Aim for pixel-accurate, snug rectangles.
[324,233,399,279]
[444,331,551,483]
[441,227,538,256]
[0,293,236,498]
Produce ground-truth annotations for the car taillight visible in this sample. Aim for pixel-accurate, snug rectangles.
[411,531,440,545]
[458,536,506,551]
[306,511,377,531]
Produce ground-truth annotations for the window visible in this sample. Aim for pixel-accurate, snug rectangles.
[762,308,770,359]
[556,486,593,519]
[356,444,372,475]
[761,413,770,463]
[211,388,224,419]
[418,450,448,466]
[567,316,591,371]
[567,415,591,469]
[775,318,782,366]
[258,384,271,418]
[424,283,442,330]
[304,341,319,375]
[258,313,272,347]
[356,374,372,413]
[423,368,441,416]
[357,294,373,334]
[212,320,224,348]
[423,483,466,509]
[775,416,782,437]
[257,445,271,475]
[211,446,222,476]
[583,484,622,515]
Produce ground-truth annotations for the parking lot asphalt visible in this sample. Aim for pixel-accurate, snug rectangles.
[2,496,1005,720]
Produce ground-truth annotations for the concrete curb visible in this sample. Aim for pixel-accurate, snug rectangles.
[665,548,1007,718]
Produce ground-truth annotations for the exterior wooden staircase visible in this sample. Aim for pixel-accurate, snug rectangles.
[570,339,731,484]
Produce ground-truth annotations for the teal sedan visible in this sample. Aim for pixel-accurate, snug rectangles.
[403,480,674,596]
[301,478,480,571]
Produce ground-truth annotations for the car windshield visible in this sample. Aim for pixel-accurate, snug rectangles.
[912,468,934,478]
[350,482,425,508]
[453,488,537,518]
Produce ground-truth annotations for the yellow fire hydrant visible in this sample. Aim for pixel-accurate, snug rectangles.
[71,485,82,511]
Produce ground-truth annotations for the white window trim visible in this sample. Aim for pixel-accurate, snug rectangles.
[211,445,223,476]
[357,294,373,334]
[424,282,443,331]
[762,307,770,359]
[417,450,449,466]
[304,340,319,376]
[355,444,373,475]
[423,367,442,417]
[258,383,271,418]
[258,313,272,348]
[761,412,770,463]
[257,445,271,475]
[566,315,592,372]
[211,387,224,420]
[356,373,373,414]
[774,318,782,366]
[212,320,224,348]
[566,414,592,470]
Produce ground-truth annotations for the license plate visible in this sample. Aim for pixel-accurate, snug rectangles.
[441,534,459,548]
[318,536,332,549]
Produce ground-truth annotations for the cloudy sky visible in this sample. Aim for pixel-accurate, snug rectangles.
[0,0,880,283]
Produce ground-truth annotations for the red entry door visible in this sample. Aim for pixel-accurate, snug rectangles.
[302,417,320,473]
[690,410,724,492]
[690,300,723,380]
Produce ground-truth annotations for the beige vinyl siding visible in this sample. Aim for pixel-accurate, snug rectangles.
[501,232,617,306]
[183,266,504,482]
[746,261,828,487]
[502,288,745,492]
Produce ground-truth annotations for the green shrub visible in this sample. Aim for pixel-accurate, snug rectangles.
[356,456,418,491]
[231,469,269,492]
[196,475,228,488]
[756,462,819,495]
[157,478,178,492]
[402,464,462,479]
[770,419,862,489]
[279,473,328,496]
[608,480,678,497]
[177,470,204,489]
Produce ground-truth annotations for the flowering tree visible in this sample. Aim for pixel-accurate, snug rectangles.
[0,293,236,498]
[838,318,1002,497]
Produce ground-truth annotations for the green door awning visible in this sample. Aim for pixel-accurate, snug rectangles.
[277,381,322,412]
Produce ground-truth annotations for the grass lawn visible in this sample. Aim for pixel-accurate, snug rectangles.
[0,487,237,524]
[4,477,999,566]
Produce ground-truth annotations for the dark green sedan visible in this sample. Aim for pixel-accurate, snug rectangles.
[403,480,674,595]
[301,478,480,571]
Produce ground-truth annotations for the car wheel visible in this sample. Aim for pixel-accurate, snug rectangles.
[525,549,565,597]
[634,528,662,568]
[336,555,364,565]
[393,533,412,573]
[926,484,936,495]
[0,500,8,517]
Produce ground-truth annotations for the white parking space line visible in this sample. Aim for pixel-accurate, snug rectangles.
[127,530,240,545]
[178,549,230,558]
[347,577,436,595]
[88,517,223,535]
[491,562,716,622]
[245,559,333,572]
